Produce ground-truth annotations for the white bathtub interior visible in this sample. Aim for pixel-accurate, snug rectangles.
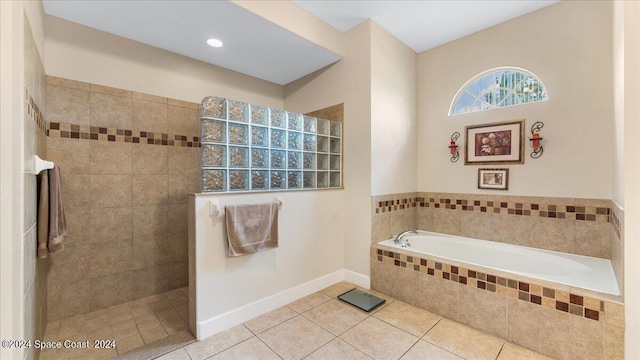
[378,231,620,297]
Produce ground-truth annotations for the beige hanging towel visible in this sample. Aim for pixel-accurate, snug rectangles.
[225,203,279,257]
[37,166,67,258]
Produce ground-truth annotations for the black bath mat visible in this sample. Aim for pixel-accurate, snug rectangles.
[338,288,386,312]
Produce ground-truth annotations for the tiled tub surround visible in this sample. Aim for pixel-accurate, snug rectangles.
[45,76,200,321]
[372,193,622,260]
[200,96,343,192]
[370,246,625,360]
[370,192,625,359]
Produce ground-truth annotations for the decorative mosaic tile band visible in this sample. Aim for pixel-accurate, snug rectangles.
[611,210,622,241]
[375,193,611,223]
[47,122,201,147]
[375,197,418,213]
[25,89,46,134]
[417,197,610,222]
[374,249,605,322]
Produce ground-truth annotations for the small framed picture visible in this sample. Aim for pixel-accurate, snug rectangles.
[478,168,509,190]
[465,119,525,165]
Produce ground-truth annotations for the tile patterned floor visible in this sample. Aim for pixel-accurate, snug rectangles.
[155,282,553,360]
[40,287,190,360]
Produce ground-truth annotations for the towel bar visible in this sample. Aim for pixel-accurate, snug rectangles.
[209,197,284,217]
[35,155,54,175]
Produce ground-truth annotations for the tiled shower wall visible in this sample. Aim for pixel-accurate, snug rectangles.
[23,14,48,360]
[45,76,200,321]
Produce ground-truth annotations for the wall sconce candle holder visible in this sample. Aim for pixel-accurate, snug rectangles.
[528,121,544,159]
[449,132,460,162]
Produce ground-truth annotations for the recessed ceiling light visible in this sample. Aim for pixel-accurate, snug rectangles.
[207,38,223,48]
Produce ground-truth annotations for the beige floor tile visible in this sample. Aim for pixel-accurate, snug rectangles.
[184,325,253,360]
[115,333,145,355]
[88,348,119,360]
[374,301,441,337]
[302,299,368,335]
[306,338,373,360]
[400,340,464,360]
[58,315,86,338]
[156,307,179,320]
[55,346,90,360]
[161,314,188,334]
[424,319,504,360]
[140,325,169,343]
[44,321,61,341]
[110,310,134,324]
[38,349,57,360]
[497,342,553,360]
[340,317,419,360]
[243,306,298,334]
[165,288,187,300]
[320,281,358,298]
[135,312,159,325]
[86,326,114,342]
[288,292,332,313]
[209,337,281,360]
[137,317,163,331]
[258,316,334,360]
[155,347,192,360]
[112,319,139,340]
[108,303,132,317]
[130,303,155,317]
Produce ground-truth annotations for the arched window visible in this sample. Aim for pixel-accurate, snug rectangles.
[449,67,548,116]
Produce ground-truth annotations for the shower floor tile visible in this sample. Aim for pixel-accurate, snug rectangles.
[40,287,192,360]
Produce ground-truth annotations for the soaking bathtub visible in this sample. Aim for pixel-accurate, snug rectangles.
[376,230,620,296]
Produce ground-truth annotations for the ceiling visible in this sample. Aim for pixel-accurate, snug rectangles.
[294,0,558,53]
[42,0,557,85]
[42,0,342,85]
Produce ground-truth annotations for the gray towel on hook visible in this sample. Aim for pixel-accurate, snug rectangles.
[225,203,278,257]
[37,166,67,258]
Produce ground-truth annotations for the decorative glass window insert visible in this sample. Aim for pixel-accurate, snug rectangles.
[201,96,342,192]
[449,67,548,116]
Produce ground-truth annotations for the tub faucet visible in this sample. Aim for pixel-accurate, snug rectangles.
[394,230,417,246]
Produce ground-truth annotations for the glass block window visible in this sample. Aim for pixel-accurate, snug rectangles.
[201,96,342,192]
[449,67,548,116]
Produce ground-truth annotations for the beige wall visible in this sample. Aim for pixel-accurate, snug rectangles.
[0,4,24,359]
[613,2,625,208]
[370,22,418,195]
[623,1,640,358]
[231,0,344,56]
[44,15,284,108]
[284,21,372,276]
[417,1,614,199]
[0,1,48,360]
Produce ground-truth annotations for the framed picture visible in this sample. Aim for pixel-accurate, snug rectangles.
[464,119,525,165]
[478,168,509,190]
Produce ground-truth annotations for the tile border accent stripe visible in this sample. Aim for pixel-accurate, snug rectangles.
[25,88,46,134]
[47,121,201,148]
[375,197,418,213]
[374,249,606,322]
[375,193,611,223]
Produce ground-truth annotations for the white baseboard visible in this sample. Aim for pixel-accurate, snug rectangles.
[343,269,370,289]
[197,268,370,340]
